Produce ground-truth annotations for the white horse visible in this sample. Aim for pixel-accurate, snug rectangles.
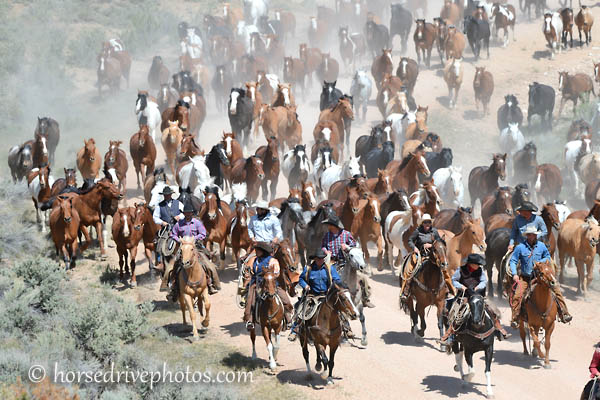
[384,209,412,274]
[339,247,368,346]
[28,168,55,233]
[432,166,464,208]
[281,146,312,189]
[350,70,372,123]
[564,137,592,195]
[543,12,563,60]
[135,96,162,143]
[177,155,215,198]
[387,110,416,148]
[312,145,335,193]
[319,156,362,196]
[499,122,525,177]
[243,0,268,25]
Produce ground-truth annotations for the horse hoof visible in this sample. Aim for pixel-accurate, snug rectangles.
[453,365,459,372]
[315,363,322,372]
[463,372,475,382]
[193,335,200,342]
[269,362,277,371]
[487,393,495,399]
[543,363,551,369]
[361,338,368,347]
[130,281,137,287]
[532,348,538,357]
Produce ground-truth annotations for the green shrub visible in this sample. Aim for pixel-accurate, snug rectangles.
[13,257,67,313]
[66,28,105,68]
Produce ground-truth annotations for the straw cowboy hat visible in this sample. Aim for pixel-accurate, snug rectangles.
[253,200,270,210]
[523,225,541,235]
[419,213,434,225]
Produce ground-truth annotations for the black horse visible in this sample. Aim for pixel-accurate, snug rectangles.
[497,94,524,131]
[513,142,537,185]
[172,71,203,97]
[364,141,394,178]
[355,125,385,160]
[447,293,497,398]
[365,20,390,58]
[319,81,343,111]
[425,148,453,175]
[511,183,531,211]
[485,227,510,297]
[178,186,204,213]
[463,16,490,60]
[227,88,254,151]
[390,3,412,54]
[581,378,600,400]
[206,143,230,189]
[528,82,555,131]
[296,202,336,267]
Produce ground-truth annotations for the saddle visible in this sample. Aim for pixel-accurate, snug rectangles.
[295,294,326,321]
[156,225,178,257]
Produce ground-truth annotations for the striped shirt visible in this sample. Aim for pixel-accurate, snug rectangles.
[170,218,207,242]
[321,230,357,260]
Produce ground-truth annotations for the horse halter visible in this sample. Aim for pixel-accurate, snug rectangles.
[469,296,486,328]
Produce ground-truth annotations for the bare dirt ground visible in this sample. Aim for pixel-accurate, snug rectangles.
[36,0,600,398]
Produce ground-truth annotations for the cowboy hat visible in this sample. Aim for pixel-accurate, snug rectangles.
[253,200,270,210]
[254,241,272,253]
[160,186,175,195]
[182,201,195,213]
[466,253,486,266]
[523,225,541,235]
[309,248,327,259]
[322,215,344,229]
[516,201,538,212]
[420,213,434,224]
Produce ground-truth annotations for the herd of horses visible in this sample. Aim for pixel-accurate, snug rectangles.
[7,0,600,397]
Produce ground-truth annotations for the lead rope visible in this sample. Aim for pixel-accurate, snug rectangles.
[589,377,598,400]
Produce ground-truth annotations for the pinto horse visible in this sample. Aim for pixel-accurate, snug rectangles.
[34,117,60,166]
[468,153,507,208]
[49,195,79,270]
[130,125,156,189]
[255,136,280,201]
[28,165,53,233]
[231,155,265,203]
[104,140,128,196]
[29,133,49,169]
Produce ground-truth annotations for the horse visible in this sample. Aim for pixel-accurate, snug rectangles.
[365,168,394,197]
[434,206,474,235]
[481,186,513,223]
[565,135,592,195]
[468,153,507,208]
[8,142,33,182]
[319,81,343,112]
[352,193,384,271]
[414,19,436,68]
[513,141,537,186]
[104,140,128,196]
[245,81,263,137]
[112,206,145,286]
[135,91,162,143]
[301,181,318,211]
[278,197,306,247]
[447,219,486,272]
[299,281,358,385]
[282,145,311,190]
[338,247,369,346]
[231,155,265,203]
[350,70,372,123]
[177,236,211,340]
[255,136,280,201]
[148,56,170,90]
[364,141,395,179]
[575,4,594,46]
[386,149,431,194]
[338,27,366,72]
[178,134,203,165]
[96,55,121,96]
[206,142,230,190]
[316,54,340,85]
[299,43,323,90]
[390,3,412,53]
[580,153,600,187]
[283,57,306,99]
[443,57,463,109]
[425,148,453,175]
[271,83,295,107]
[307,15,328,50]
[157,84,177,114]
[130,125,156,190]
[294,202,336,267]
[533,163,562,205]
[211,65,233,112]
[274,9,296,42]
[441,0,461,25]
[176,154,214,200]
[401,240,449,345]
[318,97,354,158]
[492,3,516,47]
[365,20,390,58]
[319,156,362,197]
[528,82,555,131]
[558,71,595,118]
[464,15,490,60]
[567,118,592,141]
[244,0,268,25]
[228,198,253,266]
[228,88,254,153]
[396,57,419,96]
[34,117,60,166]
[161,121,183,178]
[49,194,80,270]
[444,25,467,61]
[497,94,524,131]
[371,48,394,90]
[473,67,494,116]
[28,165,53,233]
[511,183,531,211]
[29,133,49,168]
[432,166,464,208]
[543,12,563,59]
[560,7,575,49]
[200,189,231,269]
[161,99,191,134]
[49,168,77,199]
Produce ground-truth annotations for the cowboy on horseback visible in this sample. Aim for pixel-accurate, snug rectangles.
[320,215,375,308]
[509,225,572,328]
[401,213,455,301]
[507,201,547,252]
[164,201,221,301]
[242,241,293,331]
[438,253,510,347]
[288,248,354,341]
[154,186,182,273]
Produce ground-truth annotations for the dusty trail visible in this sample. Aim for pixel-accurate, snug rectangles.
[54,1,600,398]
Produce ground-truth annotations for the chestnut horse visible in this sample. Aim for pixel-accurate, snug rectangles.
[49,195,80,270]
[104,140,129,196]
[161,99,191,133]
[271,83,295,107]
[301,181,318,211]
[386,149,432,194]
[318,97,354,158]
[534,163,562,205]
[28,165,53,233]
[434,206,474,234]
[414,19,436,68]
[283,57,306,99]
[365,169,394,196]
[481,186,513,224]
[255,136,280,201]
[161,121,183,177]
[468,153,507,208]
[231,155,265,203]
[112,206,145,286]
[228,200,253,266]
[371,48,394,90]
[354,193,384,271]
[199,189,231,269]
[447,219,486,273]
[130,125,157,189]
[34,117,60,166]
[50,167,77,197]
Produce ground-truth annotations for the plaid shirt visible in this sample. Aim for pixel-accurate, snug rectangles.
[170,218,207,242]
[321,230,357,261]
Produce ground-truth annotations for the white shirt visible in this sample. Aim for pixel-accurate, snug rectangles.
[152,200,183,225]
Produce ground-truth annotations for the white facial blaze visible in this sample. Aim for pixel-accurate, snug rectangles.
[123,215,130,237]
[275,11,280,20]
[535,172,542,192]
[355,3,360,15]
[402,60,407,75]
[421,155,431,175]
[344,291,359,315]
[41,137,48,155]
[311,17,317,30]
[100,57,105,71]
[230,91,239,113]
[386,51,393,64]
[596,66,599,79]
[322,127,331,141]
[559,74,563,90]
[384,126,392,142]
[282,87,290,105]
[372,199,380,220]
[223,5,228,16]
[545,17,551,33]
[453,60,460,77]
[324,151,331,168]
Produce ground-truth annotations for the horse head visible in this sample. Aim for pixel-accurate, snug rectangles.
[365,193,382,223]
[37,117,50,136]
[423,180,443,210]
[377,169,393,194]
[468,293,486,328]
[57,195,74,224]
[204,191,220,220]
[37,164,50,189]
[328,281,358,320]
[34,132,48,157]
[542,203,561,230]
[248,155,265,180]
[283,198,306,228]
[414,149,432,177]
[301,181,317,209]
[260,271,278,297]
[492,153,507,180]
[345,186,362,215]
[466,218,486,252]
[494,186,513,215]
[98,177,123,200]
[431,239,449,272]
[345,247,366,272]
[276,238,299,274]
[534,260,557,289]
[64,168,77,186]
[137,125,150,147]
[582,216,600,248]
[132,202,147,232]
[236,200,250,227]
[179,236,198,269]
[175,101,190,132]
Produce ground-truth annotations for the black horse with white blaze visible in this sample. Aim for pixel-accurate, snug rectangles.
[497,94,524,131]
[227,88,254,152]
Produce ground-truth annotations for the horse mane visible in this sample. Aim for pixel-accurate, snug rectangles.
[398,153,416,171]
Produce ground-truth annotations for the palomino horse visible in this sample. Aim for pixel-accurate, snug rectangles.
[104,140,129,196]
[28,165,53,233]
[130,125,157,189]
[250,271,285,370]
[112,206,146,286]
[199,189,231,269]
[468,153,507,208]
[318,97,354,158]
[34,117,60,166]
[575,5,594,46]
[255,136,280,201]
[178,237,211,340]
[386,149,431,194]
[70,148,101,194]
[401,240,449,345]
[49,195,79,270]
[339,247,369,346]
[231,155,265,204]
[447,219,486,273]
[518,260,558,369]
[299,281,358,385]
[161,121,183,178]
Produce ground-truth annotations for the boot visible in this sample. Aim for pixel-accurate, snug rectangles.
[562,313,573,323]
[288,321,298,341]
[493,317,510,340]
[341,317,356,339]
[437,326,455,347]
[360,281,375,308]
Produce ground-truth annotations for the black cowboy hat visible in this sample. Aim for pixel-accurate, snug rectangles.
[516,201,538,212]
[322,215,344,229]
[182,201,195,213]
[160,186,175,195]
[254,241,272,253]
[466,253,486,266]
[309,248,327,259]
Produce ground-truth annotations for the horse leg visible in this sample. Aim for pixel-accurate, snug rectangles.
[575,259,585,296]
[270,176,278,202]
[326,345,337,385]
[184,293,199,341]
[318,346,330,380]
[484,346,494,397]
[219,240,226,269]
[359,304,367,346]
[376,235,384,272]
[179,292,187,325]
[261,179,268,201]
[314,343,323,372]
[144,246,155,278]
[250,326,257,359]
[263,325,277,370]
[61,243,70,270]
[134,162,141,189]
[530,324,543,359]
[273,330,281,360]
[519,320,529,355]
[201,290,210,328]
[585,259,594,294]
[417,301,427,338]
[557,97,565,118]
[463,351,475,382]
[543,323,554,369]
[436,302,445,348]
[302,340,312,378]
[129,246,138,287]
[455,350,465,379]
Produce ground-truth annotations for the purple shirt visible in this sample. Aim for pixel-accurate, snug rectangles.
[321,230,357,260]
[170,218,207,242]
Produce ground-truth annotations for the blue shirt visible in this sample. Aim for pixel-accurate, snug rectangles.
[509,240,550,277]
[248,213,283,242]
[251,255,273,285]
[298,263,342,294]
[509,214,548,246]
[452,266,488,292]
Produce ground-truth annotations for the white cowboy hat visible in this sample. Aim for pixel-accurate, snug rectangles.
[523,225,540,235]
[253,200,270,210]
[420,213,434,224]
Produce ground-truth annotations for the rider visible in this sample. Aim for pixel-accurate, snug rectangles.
[507,201,547,252]
[248,200,283,245]
[288,248,350,342]
[153,186,183,274]
[509,225,572,328]
[401,213,455,302]
[590,341,600,378]
[242,241,293,331]
[438,253,509,347]
[165,201,221,300]
[321,215,375,308]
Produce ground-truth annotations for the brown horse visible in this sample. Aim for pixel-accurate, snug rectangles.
[279,106,303,151]
[434,206,474,234]
[255,136,280,201]
[31,132,49,168]
[338,185,365,230]
[199,190,231,269]
[77,138,102,179]
[492,4,516,47]
[313,121,342,157]
[179,92,206,135]
[271,83,295,107]
[444,25,466,60]
[447,219,486,273]
[575,5,594,46]
[473,67,494,116]
[468,153,507,208]
[148,55,170,90]
[231,155,265,203]
[485,213,514,235]
[178,134,203,164]
[256,70,275,104]
[283,57,306,99]
[299,43,323,89]
[371,48,394,89]
[27,165,53,233]
[308,15,328,49]
[534,163,562,205]
[136,202,158,271]
[441,0,461,24]
[299,281,358,384]
[96,55,121,96]
[316,53,339,83]
[365,169,394,196]
[50,168,78,197]
[541,202,561,258]
[228,200,253,266]
[49,195,80,270]
[245,81,263,135]
[405,107,430,140]
[558,71,595,117]
[161,121,183,178]
[99,41,131,87]
[130,125,156,189]
[104,140,128,196]
[112,206,145,286]
[481,186,513,224]
[518,260,558,369]
[318,97,354,158]
[301,181,317,211]
[396,57,419,96]
[354,193,384,271]
[157,84,177,113]
[386,149,431,194]
[177,237,211,340]
[414,19,436,68]
[161,99,191,133]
